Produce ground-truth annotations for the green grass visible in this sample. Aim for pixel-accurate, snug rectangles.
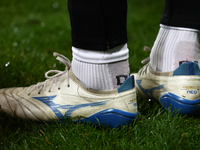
[1,0,200,149]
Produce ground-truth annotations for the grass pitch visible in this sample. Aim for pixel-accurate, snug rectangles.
[1,0,200,149]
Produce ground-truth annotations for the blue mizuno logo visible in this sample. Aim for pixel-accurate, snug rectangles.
[128,102,137,107]
[136,79,164,99]
[32,95,108,119]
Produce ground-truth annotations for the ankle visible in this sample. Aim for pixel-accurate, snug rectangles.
[71,44,130,90]
[150,24,200,72]
[72,58,130,90]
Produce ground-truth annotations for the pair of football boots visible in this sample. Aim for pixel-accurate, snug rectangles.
[1,48,200,128]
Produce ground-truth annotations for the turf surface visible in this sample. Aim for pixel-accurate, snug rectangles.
[1,0,200,149]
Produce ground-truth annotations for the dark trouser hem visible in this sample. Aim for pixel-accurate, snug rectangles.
[68,0,128,51]
[160,0,200,30]
[72,33,127,51]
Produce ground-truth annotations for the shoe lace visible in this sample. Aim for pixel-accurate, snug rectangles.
[137,46,151,76]
[27,52,71,95]
[141,46,151,64]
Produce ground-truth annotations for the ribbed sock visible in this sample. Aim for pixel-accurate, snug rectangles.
[150,24,200,72]
[71,44,130,90]
[72,58,129,90]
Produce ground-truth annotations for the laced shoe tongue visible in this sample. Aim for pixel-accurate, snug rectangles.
[27,52,71,95]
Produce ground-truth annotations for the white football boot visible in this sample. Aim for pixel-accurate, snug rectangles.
[134,46,200,117]
[0,52,138,128]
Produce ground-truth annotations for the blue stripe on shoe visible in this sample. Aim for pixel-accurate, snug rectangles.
[136,79,164,100]
[118,75,135,93]
[54,108,138,128]
[173,62,200,76]
[32,96,108,119]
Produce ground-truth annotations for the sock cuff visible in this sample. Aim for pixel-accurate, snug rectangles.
[72,43,129,64]
[160,24,199,32]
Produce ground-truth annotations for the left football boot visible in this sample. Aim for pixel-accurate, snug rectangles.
[0,52,138,128]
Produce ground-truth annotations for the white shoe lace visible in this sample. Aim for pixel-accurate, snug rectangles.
[27,52,71,95]
[137,46,151,76]
[141,46,151,64]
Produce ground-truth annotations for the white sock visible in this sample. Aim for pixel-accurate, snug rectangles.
[150,24,200,72]
[71,44,130,90]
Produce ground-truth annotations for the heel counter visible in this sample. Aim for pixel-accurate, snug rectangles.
[118,75,135,93]
[173,62,200,76]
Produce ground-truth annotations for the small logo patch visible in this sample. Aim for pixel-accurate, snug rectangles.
[181,86,199,95]
[116,75,128,85]
[187,90,197,94]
